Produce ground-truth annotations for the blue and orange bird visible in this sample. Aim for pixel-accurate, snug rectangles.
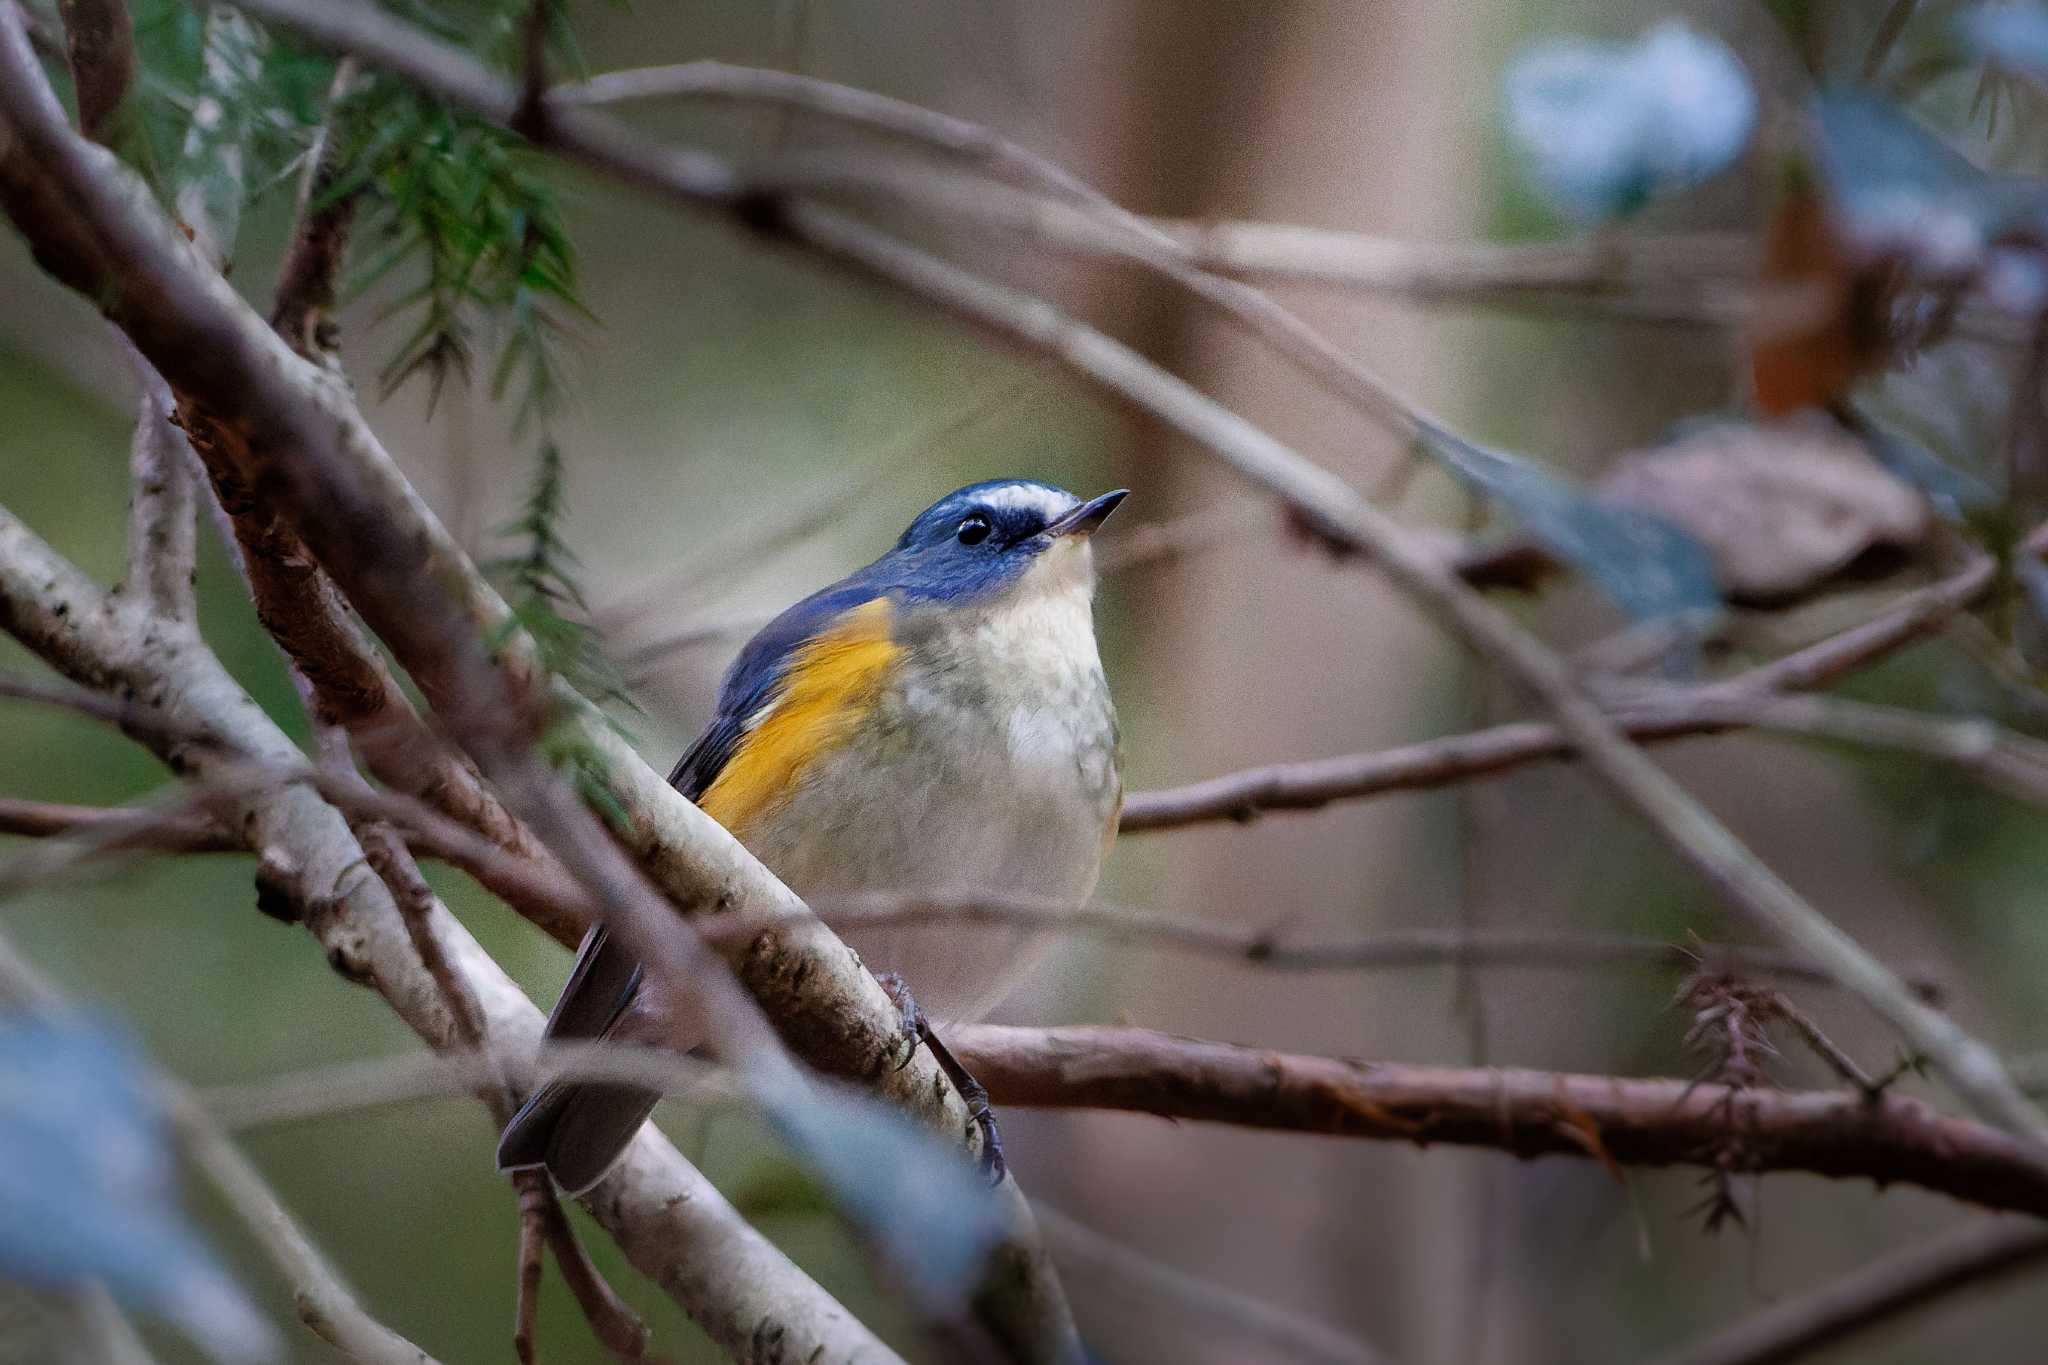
[498,479,1128,1193]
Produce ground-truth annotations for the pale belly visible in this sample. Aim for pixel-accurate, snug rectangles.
[735,668,1120,1022]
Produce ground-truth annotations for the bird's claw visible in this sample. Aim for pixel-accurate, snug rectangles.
[875,971,924,1072]
[873,970,1007,1185]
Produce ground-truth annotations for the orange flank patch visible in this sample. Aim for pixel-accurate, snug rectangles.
[698,598,902,834]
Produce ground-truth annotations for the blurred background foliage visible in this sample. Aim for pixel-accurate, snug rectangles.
[7,0,2048,1361]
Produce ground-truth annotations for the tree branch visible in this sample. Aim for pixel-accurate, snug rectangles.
[1648,1218,2048,1365]
[949,1025,2048,1220]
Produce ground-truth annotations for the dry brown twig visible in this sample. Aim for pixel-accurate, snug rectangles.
[949,1025,2048,1221]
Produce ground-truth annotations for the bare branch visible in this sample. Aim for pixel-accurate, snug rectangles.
[1121,673,2048,834]
[70,1285,163,1365]
[792,894,1944,998]
[55,0,134,145]
[1648,1218,2048,1365]
[951,1025,2048,1220]
[552,59,1151,235]
[0,795,233,850]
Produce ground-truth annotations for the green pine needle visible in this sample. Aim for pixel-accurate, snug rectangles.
[485,442,637,722]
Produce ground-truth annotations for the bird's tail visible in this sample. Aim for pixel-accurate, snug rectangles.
[495,1078,661,1196]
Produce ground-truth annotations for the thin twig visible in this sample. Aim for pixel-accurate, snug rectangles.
[1648,1218,2048,1365]
[512,1174,544,1365]
[270,57,359,363]
[0,795,233,850]
[70,1284,163,1365]
[1031,1203,1392,1365]
[1120,682,2048,833]
[526,1180,656,1363]
[551,59,1148,233]
[793,894,1944,997]
[202,1040,731,1132]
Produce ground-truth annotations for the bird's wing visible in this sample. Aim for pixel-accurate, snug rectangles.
[544,588,902,1045]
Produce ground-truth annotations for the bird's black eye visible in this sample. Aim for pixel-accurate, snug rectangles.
[955,513,992,546]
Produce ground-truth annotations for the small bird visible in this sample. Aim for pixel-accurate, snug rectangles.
[498,479,1127,1193]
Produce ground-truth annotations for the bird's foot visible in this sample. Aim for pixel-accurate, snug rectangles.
[875,972,925,1072]
[875,971,1008,1186]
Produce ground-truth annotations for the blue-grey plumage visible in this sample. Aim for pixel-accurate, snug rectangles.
[498,479,1126,1193]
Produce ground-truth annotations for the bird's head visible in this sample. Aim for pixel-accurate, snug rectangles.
[877,479,1127,611]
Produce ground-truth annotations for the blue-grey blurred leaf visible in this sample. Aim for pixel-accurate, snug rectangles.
[761,1081,1005,1314]
[1809,90,2046,271]
[1853,406,1999,521]
[1504,21,1756,222]
[1419,423,1720,620]
[0,1019,279,1363]
[1966,5,2048,78]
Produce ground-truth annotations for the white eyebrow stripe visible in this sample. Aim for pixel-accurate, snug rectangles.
[975,484,1076,517]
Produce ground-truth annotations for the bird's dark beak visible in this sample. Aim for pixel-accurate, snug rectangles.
[1044,489,1129,539]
